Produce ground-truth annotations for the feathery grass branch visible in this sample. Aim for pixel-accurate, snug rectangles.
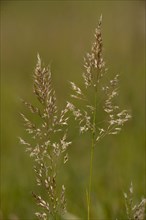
[124,183,146,220]
[68,15,131,219]
[20,54,71,219]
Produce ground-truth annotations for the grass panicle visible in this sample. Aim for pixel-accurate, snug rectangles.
[68,15,131,219]
[20,54,71,219]
[124,183,146,220]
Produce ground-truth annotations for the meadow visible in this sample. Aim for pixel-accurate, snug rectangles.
[1,1,145,219]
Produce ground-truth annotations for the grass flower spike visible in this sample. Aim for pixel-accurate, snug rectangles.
[124,183,146,220]
[20,54,71,219]
[68,15,131,219]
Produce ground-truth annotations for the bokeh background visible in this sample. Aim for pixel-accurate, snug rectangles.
[1,1,145,219]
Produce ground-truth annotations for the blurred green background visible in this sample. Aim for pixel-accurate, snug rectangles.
[1,1,145,219]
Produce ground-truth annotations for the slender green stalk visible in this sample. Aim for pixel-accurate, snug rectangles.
[88,136,95,220]
[87,87,97,220]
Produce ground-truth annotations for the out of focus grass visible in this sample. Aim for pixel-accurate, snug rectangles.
[1,1,145,219]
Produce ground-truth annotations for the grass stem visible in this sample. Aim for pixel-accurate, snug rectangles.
[87,87,97,220]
